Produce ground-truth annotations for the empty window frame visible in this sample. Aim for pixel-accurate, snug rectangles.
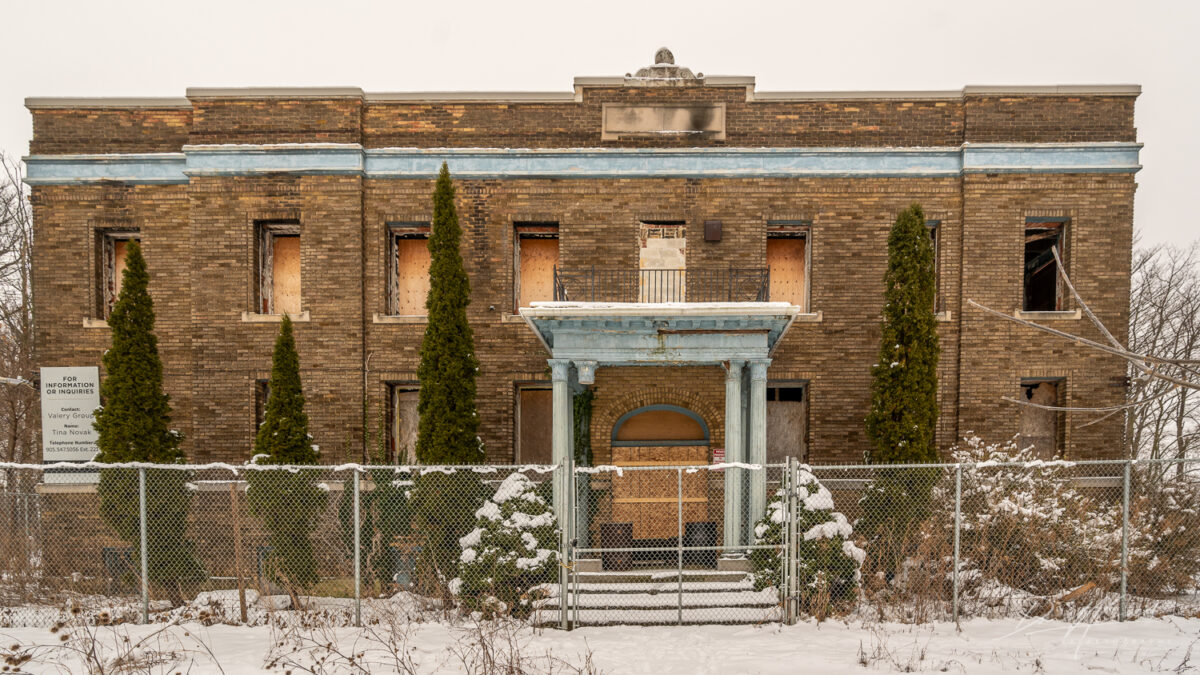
[766,383,808,463]
[100,230,140,317]
[387,383,420,464]
[766,222,810,310]
[257,221,301,315]
[387,223,431,316]
[515,385,553,464]
[254,379,271,429]
[1017,378,1064,459]
[514,223,559,310]
[1023,219,1068,312]
[639,221,687,302]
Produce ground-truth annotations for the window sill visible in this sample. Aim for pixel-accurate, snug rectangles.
[241,311,311,323]
[792,311,822,323]
[372,314,427,324]
[501,313,528,324]
[935,310,953,323]
[1015,309,1081,321]
[82,318,109,329]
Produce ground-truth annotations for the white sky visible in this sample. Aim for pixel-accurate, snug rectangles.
[3,0,1197,246]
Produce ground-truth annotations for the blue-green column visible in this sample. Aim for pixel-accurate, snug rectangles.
[549,359,573,529]
[723,360,745,550]
[747,359,771,530]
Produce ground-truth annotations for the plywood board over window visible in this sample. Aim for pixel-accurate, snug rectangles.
[389,385,419,464]
[257,221,300,315]
[517,388,552,464]
[1018,380,1062,459]
[515,223,559,309]
[766,385,807,463]
[388,224,431,316]
[767,237,807,308]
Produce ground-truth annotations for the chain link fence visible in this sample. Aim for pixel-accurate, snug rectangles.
[2,456,1200,629]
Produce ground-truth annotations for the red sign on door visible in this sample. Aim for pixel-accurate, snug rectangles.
[711,447,725,469]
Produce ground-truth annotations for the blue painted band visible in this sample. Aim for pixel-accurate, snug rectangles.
[23,143,1142,185]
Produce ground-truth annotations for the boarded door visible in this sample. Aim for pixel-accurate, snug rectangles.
[611,446,708,539]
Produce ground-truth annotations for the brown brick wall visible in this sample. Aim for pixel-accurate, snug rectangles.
[27,83,1137,466]
[29,107,192,154]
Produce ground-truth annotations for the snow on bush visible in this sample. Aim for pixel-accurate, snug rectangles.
[934,436,1119,598]
[1125,465,1200,597]
[451,473,558,618]
[750,466,863,616]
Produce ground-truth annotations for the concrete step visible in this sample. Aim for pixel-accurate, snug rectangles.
[539,588,777,609]
[533,604,783,626]
[569,569,750,585]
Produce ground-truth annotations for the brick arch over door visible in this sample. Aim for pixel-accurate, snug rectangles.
[589,365,725,465]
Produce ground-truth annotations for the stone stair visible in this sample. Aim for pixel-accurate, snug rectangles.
[533,569,782,626]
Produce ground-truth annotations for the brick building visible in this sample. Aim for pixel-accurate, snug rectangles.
[25,51,1139,543]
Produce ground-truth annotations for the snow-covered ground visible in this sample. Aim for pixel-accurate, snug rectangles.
[4,616,1199,674]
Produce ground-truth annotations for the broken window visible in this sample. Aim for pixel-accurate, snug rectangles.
[387,383,420,464]
[516,386,553,464]
[257,221,301,315]
[254,380,270,428]
[766,384,808,463]
[100,231,139,317]
[767,223,809,310]
[514,223,559,309]
[387,223,431,316]
[639,221,686,302]
[1023,220,1067,312]
[1018,379,1063,459]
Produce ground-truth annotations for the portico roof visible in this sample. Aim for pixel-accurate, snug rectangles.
[518,302,800,365]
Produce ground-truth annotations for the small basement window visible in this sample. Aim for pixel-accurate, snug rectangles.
[515,223,559,310]
[387,223,431,316]
[767,222,810,310]
[257,221,301,316]
[1023,221,1067,312]
[100,231,139,317]
[1018,379,1063,459]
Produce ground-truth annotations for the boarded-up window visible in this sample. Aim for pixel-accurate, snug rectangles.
[101,231,139,317]
[639,221,686,302]
[517,387,553,464]
[767,385,807,463]
[613,407,708,443]
[1024,221,1067,312]
[767,233,808,310]
[254,380,270,428]
[515,223,559,309]
[1018,380,1062,459]
[388,385,419,464]
[257,222,301,315]
[388,224,431,315]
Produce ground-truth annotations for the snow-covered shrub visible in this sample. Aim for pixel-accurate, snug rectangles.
[936,436,1119,598]
[452,473,558,618]
[1126,466,1200,596]
[750,466,864,616]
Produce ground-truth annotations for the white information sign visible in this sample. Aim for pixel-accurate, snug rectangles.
[40,366,101,462]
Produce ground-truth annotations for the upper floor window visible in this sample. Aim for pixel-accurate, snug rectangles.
[767,222,809,311]
[100,230,139,317]
[514,222,559,309]
[387,223,431,316]
[639,221,686,302]
[1024,219,1068,312]
[256,221,300,315]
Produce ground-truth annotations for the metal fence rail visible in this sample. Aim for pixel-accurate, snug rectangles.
[2,457,1199,628]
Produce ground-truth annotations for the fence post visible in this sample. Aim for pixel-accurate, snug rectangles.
[1120,459,1130,622]
[953,463,961,625]
[353,469,362,628]
[786,457,798,625]
[138,466,149,625]
[677,467,684,627]
[559,463,569,631]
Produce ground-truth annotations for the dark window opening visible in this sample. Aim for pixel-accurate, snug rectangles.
[254,380,270,429]
[1024,222,1066,312]
[927,220,941,313]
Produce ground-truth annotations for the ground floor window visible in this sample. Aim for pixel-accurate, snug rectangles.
[1018,378,1064,458]
[388,383,419,464]
[767,383,807,463]
[516,386,553,464]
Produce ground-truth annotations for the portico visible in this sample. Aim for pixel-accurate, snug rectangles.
[520,302,799,551]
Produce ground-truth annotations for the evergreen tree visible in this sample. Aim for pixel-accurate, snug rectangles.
[412,163,486,591]
[859,203,942,545]
[246,316,327,591]
[93,240,203,601]
[416,162,481,464]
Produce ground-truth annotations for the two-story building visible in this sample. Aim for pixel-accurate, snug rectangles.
[25,50,1139,543]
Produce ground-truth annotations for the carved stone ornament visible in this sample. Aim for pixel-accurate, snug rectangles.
[626,47,704,86]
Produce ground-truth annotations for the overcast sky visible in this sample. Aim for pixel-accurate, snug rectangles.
[3,0,1196,246]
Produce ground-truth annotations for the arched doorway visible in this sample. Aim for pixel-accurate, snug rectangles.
[610,405,711,540]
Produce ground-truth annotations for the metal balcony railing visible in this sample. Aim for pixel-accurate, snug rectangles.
[552,267,770,303]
